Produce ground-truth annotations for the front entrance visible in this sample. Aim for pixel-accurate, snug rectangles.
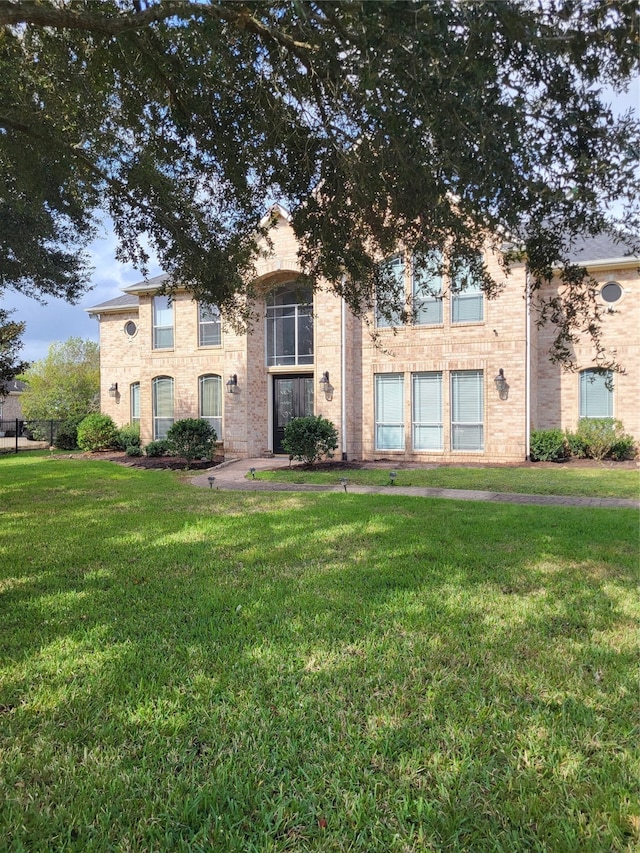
[273,374,314,454]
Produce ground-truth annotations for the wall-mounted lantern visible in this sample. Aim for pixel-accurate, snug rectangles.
[319,370,334,401]
[494,369,508,400]
[108,382,119,398]
[226,374,238,394]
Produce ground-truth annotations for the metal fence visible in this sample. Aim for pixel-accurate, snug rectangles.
[0,419,64,453]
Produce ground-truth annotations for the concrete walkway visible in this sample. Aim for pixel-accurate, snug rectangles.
[191,457,640,509]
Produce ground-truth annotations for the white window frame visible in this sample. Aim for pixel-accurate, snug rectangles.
[199,374,223,440]
[152,376,174,439]
[412,372,443,450]
[451,370,484,451]
[376,255,405,328]
[451,257,484,323]
[265,284,314,367]
[152,296,174,349]
[412,252,443,326]
[579,369,613,418]
[375,373,405,450]
[198,303,222,347]
[130,382,140,424]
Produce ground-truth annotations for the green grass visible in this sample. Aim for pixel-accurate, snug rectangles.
[1,454,638,852]
[257,463,639,498]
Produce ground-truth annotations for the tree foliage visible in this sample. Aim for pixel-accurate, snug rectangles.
[0,308,28,382]
[1,1,638,365]
[18,338,100,422]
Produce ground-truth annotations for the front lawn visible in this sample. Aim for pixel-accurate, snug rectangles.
[257,463,639,498]
[1,454,638,852]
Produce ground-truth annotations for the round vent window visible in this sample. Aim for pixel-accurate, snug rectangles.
[600,281,623,304]
[124,320,138,337]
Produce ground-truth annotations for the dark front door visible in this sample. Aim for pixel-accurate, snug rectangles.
[273,375,314,454]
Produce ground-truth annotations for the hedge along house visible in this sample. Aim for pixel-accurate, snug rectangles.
[87,207,639,462]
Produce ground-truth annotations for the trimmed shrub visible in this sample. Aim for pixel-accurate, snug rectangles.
[282,415,339,466]
[565,430,588,459]
[125,445,143,457]
[529,428,567,462]
[574,417,633,461]
[608,436,637,461]
[116,422,141,450]
[76,414,119,451]
[53,417,84,450]
[145,440,170,457]
[166,418,217,465]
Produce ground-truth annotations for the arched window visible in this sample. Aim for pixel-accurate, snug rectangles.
[579,369,613,418]
[265,284,313,366]
[199,375,222,440]
[152,376,174,439]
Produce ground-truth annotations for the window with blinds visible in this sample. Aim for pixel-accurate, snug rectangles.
[412,372,443,450]
[130,382,140,424]
[198,304,221,347]
[199,375,223,439]
[412,251,443,326]
[579,369,613,418]
[451,370,484,450]
[451,256,484,323]
[152,376,174,439]
[375,373,405,450]
[152,296,174,349]
[375,255,405,328]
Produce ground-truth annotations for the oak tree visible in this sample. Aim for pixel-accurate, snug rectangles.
[1,1,638,365]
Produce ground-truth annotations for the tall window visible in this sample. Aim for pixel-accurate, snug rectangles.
[198,303,221,347]
[412,251,443,326]
[266,284,314,366]
[375,373,405,450]
[451,370,484,451]
[451,256,484,323]
[130,382,140,424]
[412,372,443,450]
[152,376,174,439]
[153,296,174,349]
[579,369,613,418]
[376,255,405,328]
[199,374,223,440]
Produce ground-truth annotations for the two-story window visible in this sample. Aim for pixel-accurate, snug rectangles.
[451,370,484,450]
[266,285,314,366]
[375,373,405,450]
[450,256,484,323]
[153,296,174,349]
[412,251,443,326]
[579,369,613,418]
[375,255,405,328]
[199,374,223,439]
[412,372,443,450]
[198,303,221,347]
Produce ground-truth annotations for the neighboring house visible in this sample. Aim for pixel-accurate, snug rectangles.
[0,379,27,429]
[87,208,639,462]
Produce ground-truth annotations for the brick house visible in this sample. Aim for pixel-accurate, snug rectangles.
[88,209,639,462]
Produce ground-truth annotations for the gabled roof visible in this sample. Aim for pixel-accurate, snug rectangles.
[85,293,139,316]
[565,232,638,265]
[122,273,170,294]
[0,379,26,394]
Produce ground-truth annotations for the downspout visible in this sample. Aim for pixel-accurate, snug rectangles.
[341,276,348,461]
[525,270,532,460]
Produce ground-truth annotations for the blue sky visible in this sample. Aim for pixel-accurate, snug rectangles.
[3,79,638,366]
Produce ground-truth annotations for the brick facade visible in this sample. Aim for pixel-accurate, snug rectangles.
[89,212,639,462]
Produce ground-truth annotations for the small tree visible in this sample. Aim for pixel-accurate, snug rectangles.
[76,413,118,451]
[166,418,217,466]
[282,416,339,467]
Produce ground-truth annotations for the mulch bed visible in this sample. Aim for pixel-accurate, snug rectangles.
[72,451,224,471]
